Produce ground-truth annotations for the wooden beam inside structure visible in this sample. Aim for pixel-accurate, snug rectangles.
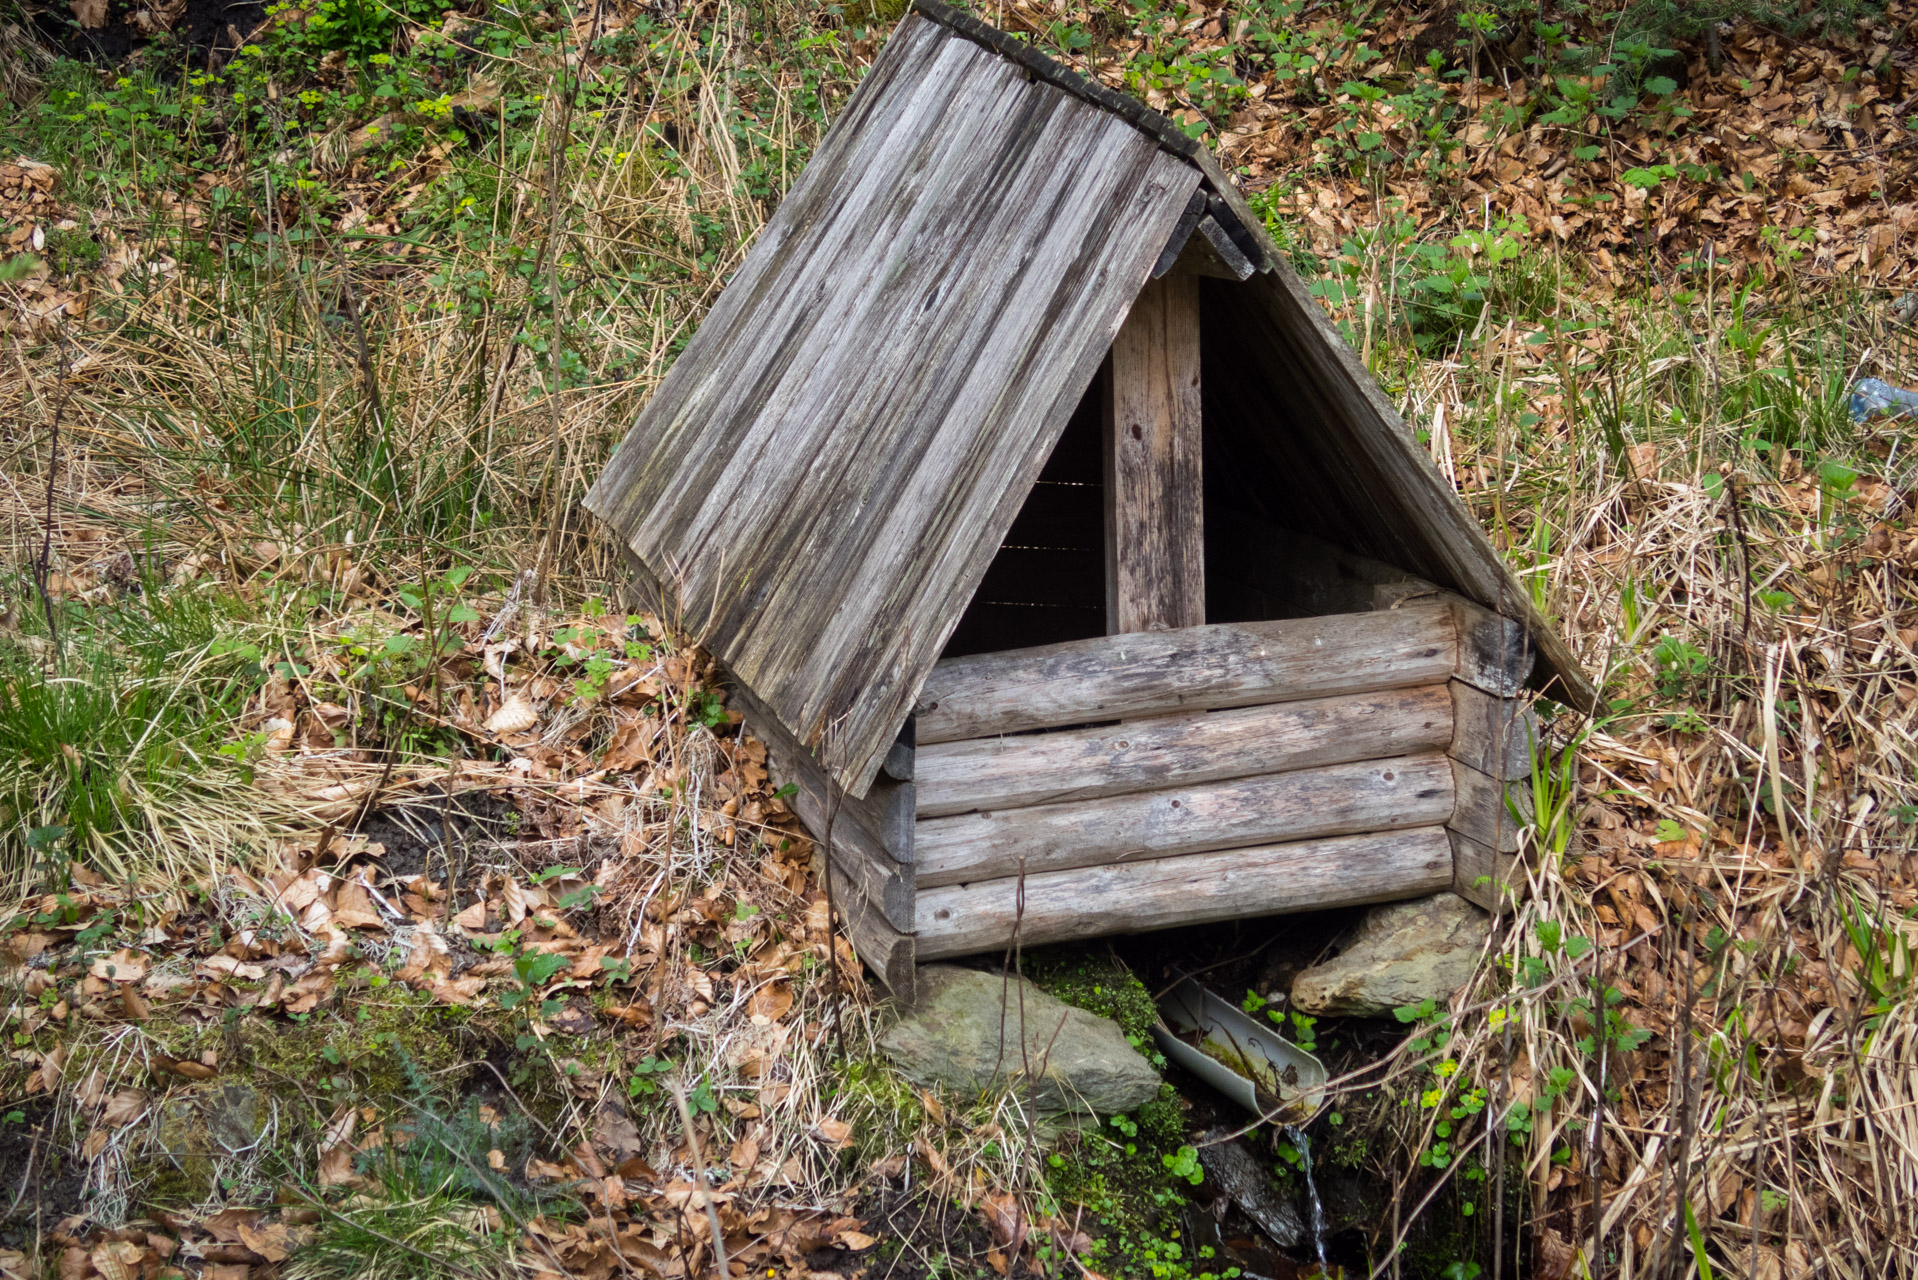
[1104,272,1203,634]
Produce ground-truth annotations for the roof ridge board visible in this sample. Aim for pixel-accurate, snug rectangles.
[909,0,1197,158]
[907,0,1277,274]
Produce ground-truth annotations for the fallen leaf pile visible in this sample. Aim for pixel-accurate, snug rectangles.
[0,596,927,1278]
[1,159,57,253]
[988,0,1918,284]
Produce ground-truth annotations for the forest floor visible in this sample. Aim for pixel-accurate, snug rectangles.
[1,0,1917,1276]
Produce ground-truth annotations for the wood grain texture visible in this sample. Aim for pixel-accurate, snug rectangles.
[1151,189,1209,279]
[1445,595,1536,697]
[584,14,1202,798]
[1448,756,1532,854]
[915,751,1454,887]
[915,607,1456,744]
[1449,828,1521,913]
[1194,215,1256,280]
[827,860,917,999]
[1104,272,1204,634]
[914,828,1453,957]
[1199,269,1595,712]
[1449,681,1535,781]
[756,717,915,929]
[915,684,1451,816]
[732,675,916,931]
[881,718,916,783]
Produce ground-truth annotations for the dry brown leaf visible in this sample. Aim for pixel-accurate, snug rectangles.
[236,1221,291,1263]
[88,948,146,983]
[69,0,107,25]
[812,1117,852,1148]
[980,1192,1025,1252]
[317,1144,354,1187]
[87,1241,147,1280]
[198,956,267,982]
[487,1148,507,1170]
[331,880,384,930]
[283,969,334,1014]
[101,1088,147,1128]
[429,975,486,1005]
[484,696,538,734]
[199,1207,264,1242]
[594,1105,644,1161]
[748,979,793,1021]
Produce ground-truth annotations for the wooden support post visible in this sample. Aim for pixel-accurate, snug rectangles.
[1104,272,1204,634]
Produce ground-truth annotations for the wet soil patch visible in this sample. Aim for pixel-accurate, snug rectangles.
[354,786,522,884]
[27,0,265,68]
[857,1184,1037,1280]
[0,1097,92,1237]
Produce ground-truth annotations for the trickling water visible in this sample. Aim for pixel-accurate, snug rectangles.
[1286,1125,1329,1274]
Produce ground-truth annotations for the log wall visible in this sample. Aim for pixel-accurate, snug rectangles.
[755,599,1537,990]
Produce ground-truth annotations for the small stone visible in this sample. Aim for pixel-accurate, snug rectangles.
[878,965,1161,1116]
[1290,893,1492,1018]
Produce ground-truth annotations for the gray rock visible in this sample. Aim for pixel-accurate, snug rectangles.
[1290,893,1492,1018]
[878,965,1161,1116]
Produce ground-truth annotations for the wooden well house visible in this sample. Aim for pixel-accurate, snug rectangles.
[584,0,1595,999]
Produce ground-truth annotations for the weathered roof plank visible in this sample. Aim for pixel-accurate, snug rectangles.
[586,16,1203,793]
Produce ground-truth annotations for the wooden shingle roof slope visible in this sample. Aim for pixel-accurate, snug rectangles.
[584,0,1596,798]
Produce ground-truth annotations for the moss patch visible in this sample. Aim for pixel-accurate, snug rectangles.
[1021,946,1160,1055]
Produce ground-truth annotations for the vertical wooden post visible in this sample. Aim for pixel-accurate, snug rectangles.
[1103,271,1204,634]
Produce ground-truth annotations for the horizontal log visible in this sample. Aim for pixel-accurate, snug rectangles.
[1369,588,1534,698]
[880,718,916,783]
[1448,681,1535,781]
[916,685,1452,817]
[1445,595,1536,697]
[914,606,1457,744]
[914,828,1454,958]
[827,861,916,1001]
[1448,757,1533,854]
[916,752,1454,887]
[1449,828,1522,914]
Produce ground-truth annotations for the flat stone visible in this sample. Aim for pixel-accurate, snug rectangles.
[1290,893,1492,1018]
[878,965,1161,1116]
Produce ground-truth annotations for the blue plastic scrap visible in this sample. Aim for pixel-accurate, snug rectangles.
[1850,377,1918,424]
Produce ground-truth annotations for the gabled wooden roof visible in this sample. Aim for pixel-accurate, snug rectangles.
[586,0,1593,798]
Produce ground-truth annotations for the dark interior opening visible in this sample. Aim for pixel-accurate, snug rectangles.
[942,274,1425,660]
[940,369,1107,658]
